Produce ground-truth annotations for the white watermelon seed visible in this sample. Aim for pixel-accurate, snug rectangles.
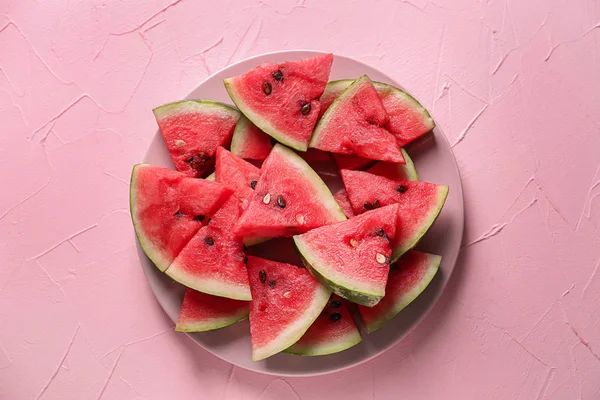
[175,139,186,147]
[296,214,305,224]
[350,238,359,247]
[376,253,386,264]
[263,193,271,204]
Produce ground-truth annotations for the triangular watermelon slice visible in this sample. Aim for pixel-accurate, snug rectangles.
[294,204,400,307]
[358,251,441,333]
[175,288,249,332]
[153,100,240,177]
[224,54,333,151]
[366,148,419,181]
[310,75,405,164]
[166,148,260,300]
[246,256,331,361]
[234,144,346,239]
[230,115,274,160]
[285,295,361,356]
[333,188,355,218]
[166,198,252,300]
[130,164,234,272]
[319,79,435,147]
[340,169,448,262]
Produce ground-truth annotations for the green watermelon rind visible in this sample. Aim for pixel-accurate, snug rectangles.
[252,284,331,361]
[175,308,249,333]
[130,164,172,272]
[224,81,307,152]
[309,75,371,149]
[284,327,362,356]
[391,185,449,263]
[165,264,253,301]
[367,148,419,181]
[205,172,215,181]
[320,79,435,134]
[364,253,441,334]
[293,238,384,307]
[152,99,240,121]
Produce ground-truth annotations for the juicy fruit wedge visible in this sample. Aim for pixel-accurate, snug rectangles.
[358,251,441,333]
[333,188,355,218]
[230,115,274,160]
[215,146,260,205]
[367,148,419,181]
[341,170,448,262]
[310,75,405,163]
[234,144,346,239]
[224,54,333,151]
[294,204,399,307]
[332,153,376,171]
[285,295,361,356]
[166,198,252,300]
[130,164,233,272]
[176,288,249,332]
[320,79,435,147]
[153,101,240,177]
[246,256,331,361]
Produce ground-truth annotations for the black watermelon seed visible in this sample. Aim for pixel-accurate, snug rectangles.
[364,202,374,210]
[331,300,341,308]
[330,313,342,322]
[175,211,184,217]
[277,195,286,208]
[185,152,209,171]
[250,180,257,190]
[272,70,283,81]
[243,256,248,264]
[301,103,311,115]
[373,199,381,209]
[193,215,205,222]
[263,82,272,95]
[204,237,214,246]
[268,280,276,288]
[375,228,385,236]
[396,185,408,193]
[259,270,267,283]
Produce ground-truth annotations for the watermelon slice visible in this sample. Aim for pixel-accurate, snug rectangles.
[224,54,333,151]
[166,197,252,300]
[166,148,260,300]
[176,288,249,332]
[153,101,240,177]
[294,204,399,307]
[234,144,346,239]
[285,295,361,356]
[130,164,233,272]
[246,256,331,361]
[310,75,405,164]
[341,170,448,262]
[366,148,418,181]
[230,115,274,160]
[358,251,441,333]
[320,79,435,147]
[333,188,355,218]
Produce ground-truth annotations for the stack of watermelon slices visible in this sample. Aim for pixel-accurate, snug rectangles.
[130,54,448,361]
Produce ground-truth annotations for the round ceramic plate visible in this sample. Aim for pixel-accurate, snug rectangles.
[139,50,464,376]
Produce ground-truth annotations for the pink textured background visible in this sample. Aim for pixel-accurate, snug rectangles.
[1,0,599,398]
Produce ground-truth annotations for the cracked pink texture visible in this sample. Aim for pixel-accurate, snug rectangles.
[1,0,599,398]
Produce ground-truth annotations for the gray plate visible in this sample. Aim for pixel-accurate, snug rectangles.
[138,50,464,376]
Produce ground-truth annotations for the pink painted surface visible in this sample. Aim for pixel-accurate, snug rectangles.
[1,0,599,398]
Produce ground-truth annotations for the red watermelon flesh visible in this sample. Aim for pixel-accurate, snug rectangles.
[332,153,376,171]
[358,251,441,333]
[153,101,240,177]
[130,164,234,272]
[234,144,346,239]
[176,288,249,332]
[333,188,355,218]
[366,148,419,181]
[285,295,361,356]
[319,80,435,147]
[246,256,331,360]
[310,76,405,163]
[294,204,399,307]
[215,146,260,209]
[224,54,333,151]
[230,115,274,160]
[341,169,448,262]
[166,197,252,300]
